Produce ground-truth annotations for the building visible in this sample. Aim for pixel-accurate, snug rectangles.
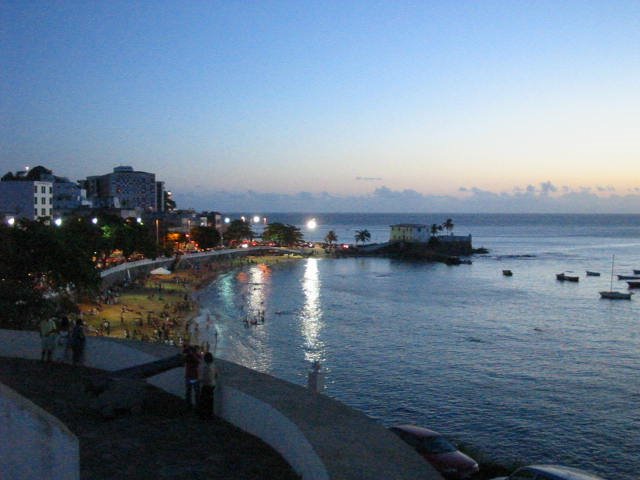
[389,224,429,243]
[0,167,54,221]
[83,166,159,212]
[52,176,90,215]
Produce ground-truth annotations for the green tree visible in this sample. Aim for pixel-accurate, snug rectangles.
[262,223,304,246]
[224,219,254,245]
[0,219,100,329]
[354,229,371,245]
[190,226,221,249]
[430,224,440,237]
[325,230,338,246]
[443,218,454,235]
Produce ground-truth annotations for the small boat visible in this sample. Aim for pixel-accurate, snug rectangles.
[616,275,640,280]
[627,281,640,289]
[556,273,579,282]
[634,269,640,275]
[586,271,600,276]
[502,270,513,276]
[601,255,633,300]
[600,291,633,300]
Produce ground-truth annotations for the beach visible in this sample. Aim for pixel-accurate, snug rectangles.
[78,253,305,348]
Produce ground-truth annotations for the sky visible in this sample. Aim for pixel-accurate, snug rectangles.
[1,1,639,213]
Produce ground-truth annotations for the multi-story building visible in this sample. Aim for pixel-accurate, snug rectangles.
[52,176,90,215]
[0,167,54,221]
[84,166,160,212]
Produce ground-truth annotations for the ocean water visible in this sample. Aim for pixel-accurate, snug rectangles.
[196,214,640,479]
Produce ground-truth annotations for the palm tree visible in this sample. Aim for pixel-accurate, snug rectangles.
[325,230,337,247]
[443,218,454,236]
[430,224,439,237]
[354,229,371,245]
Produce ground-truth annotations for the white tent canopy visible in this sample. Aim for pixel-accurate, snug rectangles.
[150,267,172,275]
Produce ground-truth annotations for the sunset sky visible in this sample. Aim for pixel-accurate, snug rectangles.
[2,1,639,212]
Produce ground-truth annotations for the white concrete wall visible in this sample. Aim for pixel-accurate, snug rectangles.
[218,385,330,480]
[0,330,327,480]
[0,382,79,480]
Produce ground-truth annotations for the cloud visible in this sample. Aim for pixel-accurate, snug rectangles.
[539,181,557,195]
[173,184,640,214]
[356,176,383,181]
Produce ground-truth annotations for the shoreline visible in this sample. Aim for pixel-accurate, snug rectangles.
[78,253,305,348]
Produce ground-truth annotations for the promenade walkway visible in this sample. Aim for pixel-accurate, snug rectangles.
[0,356,300,479]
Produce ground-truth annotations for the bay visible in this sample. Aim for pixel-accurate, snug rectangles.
[196,214,640,479]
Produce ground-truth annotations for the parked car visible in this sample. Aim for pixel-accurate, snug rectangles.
[389,424,479,479]
[491,464,606,480]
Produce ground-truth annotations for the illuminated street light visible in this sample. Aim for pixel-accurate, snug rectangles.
[91,217,98,225]
[7,217,15,226]
[224,217,230,224]
[307,218,317,230]
[252,215,260,223]
[54,218,62,227]
[136,217,142,224]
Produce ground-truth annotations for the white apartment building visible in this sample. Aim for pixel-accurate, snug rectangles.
[0,180,54,221]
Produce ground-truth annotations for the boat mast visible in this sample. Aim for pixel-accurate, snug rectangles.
[610,254,615,291]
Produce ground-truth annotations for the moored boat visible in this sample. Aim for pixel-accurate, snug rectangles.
[634,269,640,275]
[586,271,600,276]
[557,273,578,282]
[600,291,633,300]
[502,270,513,276]
[601,255,633,299]
[617,275,640,280]
[627,281,640,289]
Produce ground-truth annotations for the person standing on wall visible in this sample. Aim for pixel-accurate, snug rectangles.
[70,319,86,365]
[198,352,218,419]
[39,316,57,362]
[183,345,201,408]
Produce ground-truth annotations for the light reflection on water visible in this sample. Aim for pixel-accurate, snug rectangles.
[301,258,325,363]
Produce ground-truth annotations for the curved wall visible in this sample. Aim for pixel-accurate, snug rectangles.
[0,381,79,480]
[0,329,441,480]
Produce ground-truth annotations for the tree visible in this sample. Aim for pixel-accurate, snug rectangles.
[0,219,100,329]
[430,224,440,237]
[224,219,254,245]
[325,230,338,246]
[443,218,454,235]
[190,226,221,249]
[354,229,371,245]
[262,223,304,246]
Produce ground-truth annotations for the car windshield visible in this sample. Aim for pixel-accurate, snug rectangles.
[420,436,457,454]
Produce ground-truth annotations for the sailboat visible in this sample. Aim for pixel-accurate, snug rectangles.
[600,255,633,300]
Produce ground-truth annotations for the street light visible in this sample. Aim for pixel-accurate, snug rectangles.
[306,218,317,230]
[7,217,15,226]
[54,218,62,227]
[91,217,98,225]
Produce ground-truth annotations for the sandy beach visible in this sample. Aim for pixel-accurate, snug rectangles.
[78,253,304,348]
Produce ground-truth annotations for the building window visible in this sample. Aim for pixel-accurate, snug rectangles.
[41,208,46,216]
[41,186,46,194]
[49,186,52,194]
[34,197,38,205]
[34,208,38,217]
